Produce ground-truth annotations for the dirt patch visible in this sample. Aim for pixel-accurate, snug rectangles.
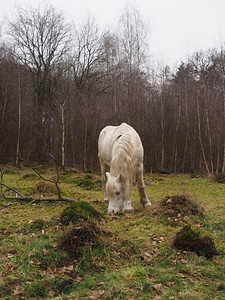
[58,220,106,259]
[58,218,137,269]
[153,194,204,225]
[172,225,219,259]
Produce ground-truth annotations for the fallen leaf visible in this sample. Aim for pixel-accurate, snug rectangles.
[88,290,105,300]
[153,283,163,291]
[13,286,23,296]
[153,295,162,300]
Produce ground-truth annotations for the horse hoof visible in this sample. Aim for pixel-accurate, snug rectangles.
[123,208,134,214]
[145,205,152,211]
[143,201,151,208]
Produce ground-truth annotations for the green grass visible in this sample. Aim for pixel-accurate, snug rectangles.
[0,166,225,299]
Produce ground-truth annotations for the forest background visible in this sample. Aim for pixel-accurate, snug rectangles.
[0,3,225,176]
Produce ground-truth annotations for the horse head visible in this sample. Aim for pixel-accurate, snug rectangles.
[105,172,124,214]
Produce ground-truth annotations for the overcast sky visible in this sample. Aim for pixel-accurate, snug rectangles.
[1,0,225,67]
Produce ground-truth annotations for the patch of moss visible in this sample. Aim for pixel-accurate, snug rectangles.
[60,201,103,226]
[172,225,219,259]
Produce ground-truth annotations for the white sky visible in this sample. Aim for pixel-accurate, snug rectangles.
[1,0,225,68]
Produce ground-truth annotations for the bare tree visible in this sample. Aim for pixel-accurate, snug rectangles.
[71,16,110,171]
[7,4,72,105]
[118,4,150,126]
[6,4,72,162]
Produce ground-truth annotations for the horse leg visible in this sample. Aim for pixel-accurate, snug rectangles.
[136,165,151,209]
[123,199,134,214]
[123,181,134,214]
[100,162,109,204]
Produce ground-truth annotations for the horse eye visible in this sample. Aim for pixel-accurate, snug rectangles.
[116,191,120,195]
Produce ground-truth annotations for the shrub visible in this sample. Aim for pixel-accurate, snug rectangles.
[213,173,225,183]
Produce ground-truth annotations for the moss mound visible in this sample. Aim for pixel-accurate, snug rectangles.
[172,225,219,259]
[154,194,204,225]
[60,201,103,225]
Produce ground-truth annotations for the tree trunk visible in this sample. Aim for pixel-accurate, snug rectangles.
[16,68,22,165]
[60,102,66,171]
[196,91,211,176]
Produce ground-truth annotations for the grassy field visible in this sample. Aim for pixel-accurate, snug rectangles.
[0,165,225,300]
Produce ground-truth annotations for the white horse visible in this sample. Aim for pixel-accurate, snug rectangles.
[98,123,151,214]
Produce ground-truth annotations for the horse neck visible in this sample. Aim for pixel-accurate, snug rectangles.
[110,147,135,183]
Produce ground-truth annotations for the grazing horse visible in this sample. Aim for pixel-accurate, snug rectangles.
[98,123,151,214]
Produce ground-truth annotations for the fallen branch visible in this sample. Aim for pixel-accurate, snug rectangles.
[0,156,75,204]
[19,154,62,200]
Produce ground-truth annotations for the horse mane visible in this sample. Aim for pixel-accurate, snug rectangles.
[111,134,136,183]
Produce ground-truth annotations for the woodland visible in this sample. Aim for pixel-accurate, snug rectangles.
[1,4,225,175]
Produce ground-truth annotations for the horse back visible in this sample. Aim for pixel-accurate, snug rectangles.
[98,123,143,167]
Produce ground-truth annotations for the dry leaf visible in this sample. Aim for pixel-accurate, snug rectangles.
[88,290,105,300]
[153,295,162,300]
[153,283,163,290]
[13,286,23,296]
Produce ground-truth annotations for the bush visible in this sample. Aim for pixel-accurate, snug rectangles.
[213,173,225,183]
